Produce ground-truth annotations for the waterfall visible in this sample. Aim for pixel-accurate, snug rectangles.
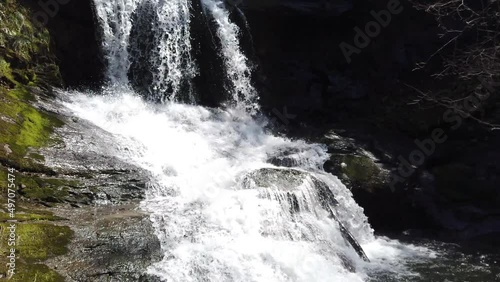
[201,0,259,113]
[62,92,431,281]
[94,0,196,102]
[93,0,140,86]
[146,0,197,102]
[93,0,258,109]
[72,1,436,281]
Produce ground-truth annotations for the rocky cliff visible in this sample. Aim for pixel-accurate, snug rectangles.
[0,1,158,280]
[243,0,500,242]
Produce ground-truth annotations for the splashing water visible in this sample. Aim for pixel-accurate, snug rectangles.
[201,0,259,112]
[93,0,258,110]
[93,0,140,85]
[84,1,441,281]
[61,90,435,281]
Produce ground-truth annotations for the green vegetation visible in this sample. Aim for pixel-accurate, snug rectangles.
[0,222,72,280]
[0,0,55,70]
[0,212,63,222]
[7,263,65,282]
[6,223,72,261]
[0,87,63,153]
[340,155,385,191]
[0,2,71,280]
[0,0,64,172]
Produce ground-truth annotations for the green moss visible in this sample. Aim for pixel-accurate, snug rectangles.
[341,155,380,181]
[0,164,80,204]
[0,223,73,262]
[0,85,63,172]
[0,1,52,64]
[0,57,16,85]
[28,153,45,162]
[0,222,70,281]
[0,212,63,223]
[0,0,61,90]
[7,263,64,282]
[17,176,72,203]
[339,155,385,191]
[0,0,63,172]
[0,2,67,280]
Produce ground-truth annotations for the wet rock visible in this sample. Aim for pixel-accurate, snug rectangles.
[0,91,162,280]
[242,167,369,262]
[243,167,339,207]
[243,167,308,190]
[47,204,162,282]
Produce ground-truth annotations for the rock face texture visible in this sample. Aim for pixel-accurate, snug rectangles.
[1,2,499,281]
[47,204,162,282]
[18,0,104,88]
[0,2,159,280]
[240,0,500,242]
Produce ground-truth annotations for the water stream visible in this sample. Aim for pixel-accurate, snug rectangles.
[59,0,499,281]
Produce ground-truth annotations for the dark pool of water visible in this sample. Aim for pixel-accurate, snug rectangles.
[371,237,500,282]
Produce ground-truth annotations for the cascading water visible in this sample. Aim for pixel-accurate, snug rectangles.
[62,0,438,281]
[201,0,259,112]
[93,0,140,85]
[62,92,433,281]
[151,0,197,102]
[93,0,257,108]
[94,0,197,101]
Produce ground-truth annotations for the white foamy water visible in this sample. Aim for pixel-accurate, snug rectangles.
[61,90,434,281]
[202,0,259,113]
[93,0,257,108]
[94,0,196,100]
[86,1,438,280]
[93,0,140,85]
[148,0,197,102]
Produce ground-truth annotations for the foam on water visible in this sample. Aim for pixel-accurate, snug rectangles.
[61,90,434,281]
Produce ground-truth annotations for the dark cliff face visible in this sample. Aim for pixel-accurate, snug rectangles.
[243,0,352,15]
[243,0,438,115]
[242,0,500,241]
[20,0,104,88]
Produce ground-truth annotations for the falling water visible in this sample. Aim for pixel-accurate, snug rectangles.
[62,91,433,281]
[148,0,197,102]
[93,0,258,109]
[93,0,140,85]
[201,0,259,112]
[73,0,439,281]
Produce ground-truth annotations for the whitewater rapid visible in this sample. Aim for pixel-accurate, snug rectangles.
[61,90,434,281]
[85,0,436,280]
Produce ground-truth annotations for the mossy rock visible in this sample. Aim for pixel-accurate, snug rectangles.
[0,85,64,172]
[0,222,72,280]
[336,155,387,192]
[5,263,64,282]
[0,223,72,262]
[0,167,81,204]
[18,176,79,203]
[0,0,53,65]
[0,212,63,223]
[0,0,64,173]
